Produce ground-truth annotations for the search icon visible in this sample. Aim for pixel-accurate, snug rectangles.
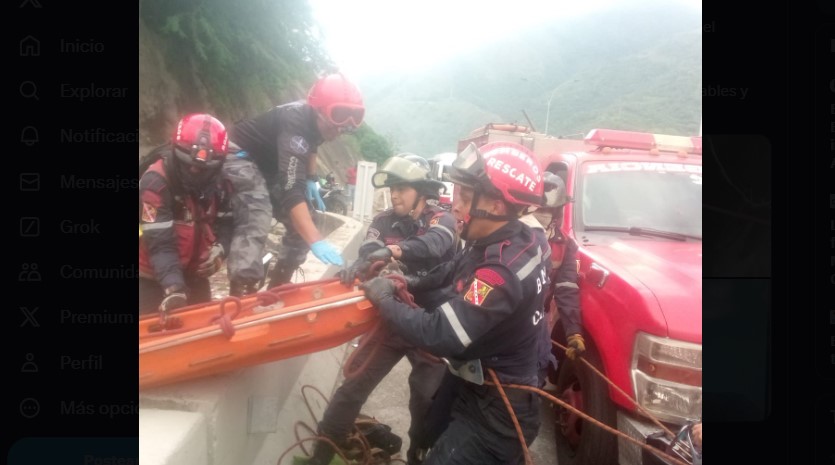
[20,81,39,100]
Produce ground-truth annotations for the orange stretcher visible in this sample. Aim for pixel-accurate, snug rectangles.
[139,279,376,390]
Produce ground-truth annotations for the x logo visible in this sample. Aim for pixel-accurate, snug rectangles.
[20,306,39,327]
[290,136,309,154]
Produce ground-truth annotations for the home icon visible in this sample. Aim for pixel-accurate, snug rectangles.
[20,36,39,57]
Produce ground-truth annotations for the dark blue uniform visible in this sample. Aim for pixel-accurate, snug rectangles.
[547,231,582,337]
[230,102,322,216]
[374,219,548,465]
[360,204,459,308]
[315,205,458,465]
[520,215,558,386]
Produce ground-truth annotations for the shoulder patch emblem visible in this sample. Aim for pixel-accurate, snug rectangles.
[290,136,310,154]
[463,278,494,306]
[366,228,381,241]
[141,202,157,222]
[430,216,441,225]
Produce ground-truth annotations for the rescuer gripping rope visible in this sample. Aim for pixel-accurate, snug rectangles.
[341,261,439,381]
[353,272,689,465]
[140,267,690,464]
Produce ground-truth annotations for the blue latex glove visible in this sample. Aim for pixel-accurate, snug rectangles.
[306,179,326,211]
[310,240,344,266]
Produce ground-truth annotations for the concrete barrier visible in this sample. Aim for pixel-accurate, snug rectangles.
[139,212,367,465]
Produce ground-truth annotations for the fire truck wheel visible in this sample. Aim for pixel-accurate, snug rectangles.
[554,341,618,465]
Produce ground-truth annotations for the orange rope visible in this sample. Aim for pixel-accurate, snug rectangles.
[343,267,437,380]
[486,381,691,465]
[310,271,684,465]
[278,384,401,465]
[342,321,384,380]
[551,340,676,439]
[487,368,533,465]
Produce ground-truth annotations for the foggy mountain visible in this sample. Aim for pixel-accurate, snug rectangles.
[360,3,702,155]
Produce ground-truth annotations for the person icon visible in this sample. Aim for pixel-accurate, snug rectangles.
[21,353,38,373]
[19,263,41,282]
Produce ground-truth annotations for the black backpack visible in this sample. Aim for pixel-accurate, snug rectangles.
[140,143,172,177]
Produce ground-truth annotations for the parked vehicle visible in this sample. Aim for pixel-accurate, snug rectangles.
[321,185,349,215]
[319,175,350,215]
[458,124,702,465]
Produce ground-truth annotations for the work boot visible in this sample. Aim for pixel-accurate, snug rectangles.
[358,420,401,455]
[307,437,337,465]
[407,446,428,465]
[229,280,258,297]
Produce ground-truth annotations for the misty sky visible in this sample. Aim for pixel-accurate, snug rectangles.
[309,0,701,82]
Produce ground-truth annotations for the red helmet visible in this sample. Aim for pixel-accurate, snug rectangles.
[307,74,365,128]
[448,141,543,207]
[172,113,228,169]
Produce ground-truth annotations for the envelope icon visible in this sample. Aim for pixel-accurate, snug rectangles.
[20,173,40,191]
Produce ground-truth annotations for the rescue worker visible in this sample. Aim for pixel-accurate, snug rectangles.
[537,170,585,378]
[222,73,365,296]
[139,114,233,314]
[415,171,567,452]
[360,141,548,465]
[519,210,556,387]
[309,154,458,465]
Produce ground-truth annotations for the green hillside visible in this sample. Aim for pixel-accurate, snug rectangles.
[138,1,700,164]
[361,3,702,155]
[138,0,393,175]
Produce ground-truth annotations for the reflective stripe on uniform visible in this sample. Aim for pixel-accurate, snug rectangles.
[141,220,174,231]
[430,224,455,241]
[555,282,579,289]
[516,247,542,280]
[440,302,472,348]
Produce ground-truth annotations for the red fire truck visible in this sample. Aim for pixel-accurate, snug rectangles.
[458,124,702,465]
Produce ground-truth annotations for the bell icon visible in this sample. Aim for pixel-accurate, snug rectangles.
[21,126,39,146]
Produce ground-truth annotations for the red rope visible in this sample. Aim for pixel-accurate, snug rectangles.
[343,261,396,380]
[550,340,675,439]
[210,297,241,338]
[279,384,394,465]
[342,321,384,380]
[343,265,441,379]
[485,379,691,465]
[487,368,533,465]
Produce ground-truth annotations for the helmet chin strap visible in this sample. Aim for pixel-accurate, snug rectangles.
[468,190,517,222]
[407,193,424,219]
[461,190,516,239]
[469,209,517,222]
